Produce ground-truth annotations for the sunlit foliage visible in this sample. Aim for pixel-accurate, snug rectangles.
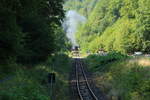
[64,0,99,18]
[76,0,150,53]
[86,55,150,100]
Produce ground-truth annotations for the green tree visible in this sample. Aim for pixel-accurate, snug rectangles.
[0,0,23,63]
[76,0,150,53]
[0,0,66,64]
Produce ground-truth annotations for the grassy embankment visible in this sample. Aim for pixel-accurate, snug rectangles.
[0,53,71,100]
[86,52,150,100]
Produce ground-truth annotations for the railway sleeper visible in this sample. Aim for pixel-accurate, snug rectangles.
[79,80,87,83]
[83,96,93,100]
[80,89,89,93]
[79,85,87,89]
[80,90,90,95]
[78,81,86,85]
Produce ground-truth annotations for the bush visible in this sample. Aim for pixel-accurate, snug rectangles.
[86,55,150,100]
[86,52,128,71]
[0,53,71,100]
[0,58,18,79]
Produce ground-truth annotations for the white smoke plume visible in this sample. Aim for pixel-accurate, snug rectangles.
[63,10,86,47]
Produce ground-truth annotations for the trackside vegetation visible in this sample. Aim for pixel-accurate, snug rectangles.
[86,53,150,100]
[0,54,71,100]
[0,0,71,100]
[86,52,129,72]
[65,1,150,100]
[0,0,150,100]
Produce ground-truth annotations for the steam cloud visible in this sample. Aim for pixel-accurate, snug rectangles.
[63,10,86,47]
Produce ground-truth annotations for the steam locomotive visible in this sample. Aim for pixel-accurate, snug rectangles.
[71,46,80,57]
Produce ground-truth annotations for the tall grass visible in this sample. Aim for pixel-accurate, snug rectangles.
[86,53,150,100]
[0,53,71,100]
[48,53,71,100]
[0,64,50,100]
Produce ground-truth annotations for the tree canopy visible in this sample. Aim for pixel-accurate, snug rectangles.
[0,0,68,64]
[76,0,150,53]
[64,0,98,18]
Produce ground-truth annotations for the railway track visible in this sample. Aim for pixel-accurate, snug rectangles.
[75,59,98,100]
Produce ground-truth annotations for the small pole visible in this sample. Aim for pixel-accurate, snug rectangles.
[51,58,55,100]
[51,75,53,100]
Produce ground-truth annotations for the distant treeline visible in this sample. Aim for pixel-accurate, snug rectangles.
[65,0,150,54]
[64,0,98,18]
[0,0,70,64]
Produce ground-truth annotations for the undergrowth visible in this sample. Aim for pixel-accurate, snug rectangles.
[86,52,128,72]
[0,53,71,100]
[86,52,150,100]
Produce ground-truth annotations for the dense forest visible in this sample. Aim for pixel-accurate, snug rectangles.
[64,0,98,17]
[64,1,150,99]
[0,0,70,99]
[1,0,149,64]
[0,0,150,100]
[0,0,68,65]
[68,0,150,54]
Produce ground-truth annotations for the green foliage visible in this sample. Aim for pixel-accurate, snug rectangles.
[86,55,150,100]
[0,85,50,100]
[76,0,150,53]
[64,0,99,17]
[0,0,67,64]
[0,65,51,100]
[0,54,71,100]
[52,24,71,52]
[0,5,23,63]
[49,54,71,100]
[86,52,128,71]
[0,0,70,99]
[111,61,150,100]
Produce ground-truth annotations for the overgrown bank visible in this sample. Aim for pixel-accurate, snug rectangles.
[86,53,150,100]
[0,0,72,99]
[0,54,71,100]
[76,0,150,53]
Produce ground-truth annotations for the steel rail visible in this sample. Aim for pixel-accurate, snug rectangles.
[75,59,98,100]
[79,61,98,100]
[76,59,84,100]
